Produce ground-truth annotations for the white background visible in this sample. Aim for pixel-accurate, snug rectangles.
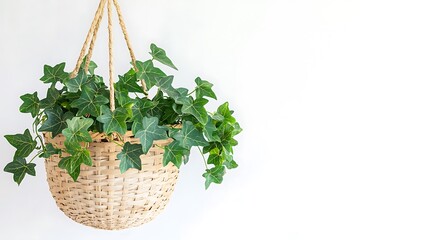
[1,0,429,239]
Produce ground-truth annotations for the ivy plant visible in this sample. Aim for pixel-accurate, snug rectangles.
[4,44,242,189]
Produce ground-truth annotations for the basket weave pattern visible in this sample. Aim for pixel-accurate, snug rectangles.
[43,132,179,230]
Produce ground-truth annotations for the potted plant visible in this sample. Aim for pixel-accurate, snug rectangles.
[3,0,241,230]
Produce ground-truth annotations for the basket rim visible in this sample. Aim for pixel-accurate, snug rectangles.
[42,123,182,143]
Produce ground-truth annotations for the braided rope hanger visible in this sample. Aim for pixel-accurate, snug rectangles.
[69,0,147,111]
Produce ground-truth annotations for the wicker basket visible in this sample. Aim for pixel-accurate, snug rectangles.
[43,131,179,230]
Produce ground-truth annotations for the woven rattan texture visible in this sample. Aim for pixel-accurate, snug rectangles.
[44,132,179,230]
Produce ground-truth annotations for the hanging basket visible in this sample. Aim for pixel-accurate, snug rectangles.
[44,132,179,230]
[42,0,179,230]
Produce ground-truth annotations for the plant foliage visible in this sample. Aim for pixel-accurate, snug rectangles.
[4,44,242,189]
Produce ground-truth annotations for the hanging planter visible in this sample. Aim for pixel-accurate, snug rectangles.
[4,0,241,230]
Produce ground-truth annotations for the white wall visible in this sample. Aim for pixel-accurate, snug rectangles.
[1,0,429,239]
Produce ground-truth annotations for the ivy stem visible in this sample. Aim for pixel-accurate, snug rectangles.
[32,121,37,134]
[35,134,46,151]
[112,141,124,147]
[29,150,44,163]
[33,111,46,150]
[116,133,125,144]
[31,113,41,134]
[155,144,165,149]
[187,89,196,96]
[197,146,208,170]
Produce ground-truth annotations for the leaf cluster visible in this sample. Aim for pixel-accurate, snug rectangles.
[4,44,242,189]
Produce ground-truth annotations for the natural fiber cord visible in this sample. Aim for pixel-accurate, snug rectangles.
[70,0,107,79]
[44,0,179,230]
[84,0,106,74]
[107,0,115,111]
[112,0,148,95]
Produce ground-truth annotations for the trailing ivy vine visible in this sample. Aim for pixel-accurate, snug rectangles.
[4,44,242,189]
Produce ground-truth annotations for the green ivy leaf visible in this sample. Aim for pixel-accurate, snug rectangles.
[85,75,107,96]
[218,122,236,143]
[115,84,134,108]
[224,160,238,169]
[203,166,226,189]
[96,106,128,135]
[58,156,79,181]
[207,151,222,165]
[195,77,217,100]
[159,100,179,124]
[65,141,92,166]
[172,103,182,115]
[134,117,168,154]
[222,151,238,169]
[65,69,88,93]
[5,129,37,159]
[131,98,158,134]
[181,98,209,124]
[80,57,98,75]
[58,141,92,181]
[39,105,74,137]
[70,86,109,117]
[117,69,144,93]
[230,138,238,147]
[171,90,187,116]
[40,63,68,84]
[146,98,170,120]
[19,92,40,117]
[40,86,61,109]
[167,127,180,138]
[152,89,164,101]
[150,43,178,70]
[90,74,104,84]
[88,62,98,75]
[62,117,94,143]
[163,141,188,168]
[217,102,236,124]
[39,143,61,158]
[117,142,144,173]
[203,116,221,142]
[174,87,189,105]
[202,142,219,154]
[211,112,224,121]
[135,60,166,90]
[206,147,219,163]
[232,122,243,137]
[177,88,189,96]
[222,142,233,154]
[206,147,237,169]
[173,121,209,148]
[4,158,36,185]
[155,76,180,99]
